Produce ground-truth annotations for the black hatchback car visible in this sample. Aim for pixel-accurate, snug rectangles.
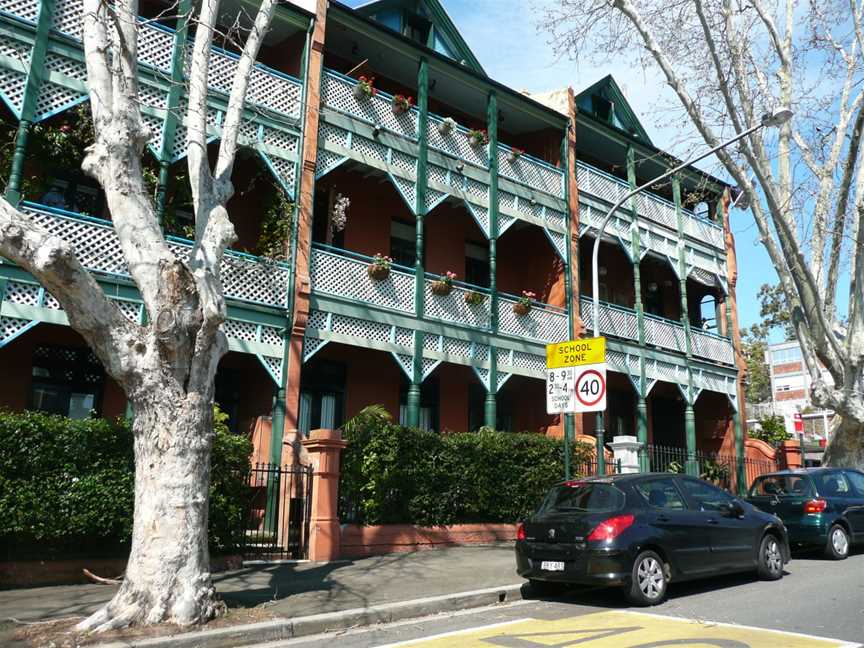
[516,473,790,605]
[745,468,864,559]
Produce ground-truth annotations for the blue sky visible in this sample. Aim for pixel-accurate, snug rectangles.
[344,0,788,335]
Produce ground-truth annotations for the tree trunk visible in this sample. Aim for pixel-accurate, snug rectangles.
[76,395,221,631]
[822,407,864,470]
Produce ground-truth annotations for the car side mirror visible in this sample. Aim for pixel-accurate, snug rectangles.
[721,501,744,518]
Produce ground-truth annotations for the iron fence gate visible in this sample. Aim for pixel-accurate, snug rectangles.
[241,463,313,561]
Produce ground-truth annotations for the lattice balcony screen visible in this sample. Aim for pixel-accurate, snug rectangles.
[497,147,564,199]
[423,282,491,330]
[497,297,568,343]
[321,71,418,141]
[690,330,734,365]
[309,248,416,314]
[426,115,488,169]
[22,205,290,308]
[644,316,687,354]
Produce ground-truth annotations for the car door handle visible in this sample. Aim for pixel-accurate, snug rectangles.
[707,518,719,525]
[657,515,670,523]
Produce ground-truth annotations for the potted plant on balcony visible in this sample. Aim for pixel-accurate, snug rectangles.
[464,290,486,306]
[392,94,414,115]
[507,147,525,163]
[430,270,456,296]
[367,253,393,280]
[513,290,535,316]
[438,117,457,135]
[466,128,488,148]
[354,75,376,100]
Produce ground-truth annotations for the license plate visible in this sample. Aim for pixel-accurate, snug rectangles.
[541,561,565,571]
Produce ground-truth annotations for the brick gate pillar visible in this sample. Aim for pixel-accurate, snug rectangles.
[301,428,347,561]
[779,439,803,469]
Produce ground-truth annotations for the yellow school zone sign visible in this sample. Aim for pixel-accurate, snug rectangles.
[382,610,856,648]
[546,337,606,369]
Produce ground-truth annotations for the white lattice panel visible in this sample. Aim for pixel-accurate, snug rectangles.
[645,358,688,386]
[423,282,490,330]
[259,325,283,346]
[316,149,346,179]
[0,65,26,116]
[34,52,88,120]
[321,71,417,141]
[138,22,175,72]
[545,207,566,229]
[212,253,290,307]
[390,175,417,213]
[585,300,638,341]
[576,162,628,204]
[689,265,717,287]
[112,300,139,323]
[0,32,31,65]
[302,336,328,362]
[3,280,40,305]
[440,336,472,360]
[426,115,488,169]
[685,216,725,249]
[247,65,302,119]
[51,0,83,39]
[0,315,34,344]
[498,349,545,376]
[262,154,297,197]
[259,355,282,381]
[498,297,568,343]
[330,313,393,344]
[544,228,567,260]
[0,0,39,22]
[636,193,677,230]
[310,248,415,313]
[691,330,734,365]
[466,202,490,237]
[639,227,678,260]
[395,326,414,349]
[222,319,259,342]
[644,316,687,354]
[262,127,299,154]
[497,147,564,198]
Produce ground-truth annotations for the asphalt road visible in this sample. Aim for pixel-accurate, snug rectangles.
[252,550,864,647]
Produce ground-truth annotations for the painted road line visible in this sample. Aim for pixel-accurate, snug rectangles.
[378,610,859,647]
[373,619,533,648]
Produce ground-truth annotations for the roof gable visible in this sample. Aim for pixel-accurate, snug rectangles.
[354,0,485,75]
[576,75,652,145]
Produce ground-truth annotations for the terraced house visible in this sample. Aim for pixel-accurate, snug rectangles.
[0,0,746,468]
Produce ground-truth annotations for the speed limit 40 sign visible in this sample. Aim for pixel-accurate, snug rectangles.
[572,363,606,412]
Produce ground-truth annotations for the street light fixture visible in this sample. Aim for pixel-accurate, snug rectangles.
[588,108,792,472]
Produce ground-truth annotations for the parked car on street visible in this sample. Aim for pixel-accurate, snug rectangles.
[745,468,864,560]
[515,473,790,606]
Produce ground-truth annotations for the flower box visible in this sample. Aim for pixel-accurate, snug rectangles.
[392,94,414,115]
[438,117,457,135]
[367,253,393,281]
[430,271,457,296]
[467,128,489,148]
[513,290,536,316]
[354,76,376,100]
[508,148,525,163]
[464,291,486,306]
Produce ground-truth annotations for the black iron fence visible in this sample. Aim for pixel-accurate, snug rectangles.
[644,444,780,494]
[240,462,313,560]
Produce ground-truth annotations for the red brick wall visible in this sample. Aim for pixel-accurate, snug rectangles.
[773,362,804,375]
[498,225,565,306]
[776,389,806,401]
[695,391,734,454]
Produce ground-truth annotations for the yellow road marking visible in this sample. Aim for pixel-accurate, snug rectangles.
[381,610,856,648]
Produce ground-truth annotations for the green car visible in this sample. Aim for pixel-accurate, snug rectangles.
[746,468,864,560]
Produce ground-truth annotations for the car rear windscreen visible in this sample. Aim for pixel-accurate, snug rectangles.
[537,483,625,514]
[748,474,814,497]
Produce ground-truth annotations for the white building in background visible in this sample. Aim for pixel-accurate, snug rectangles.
[749,340,834,445]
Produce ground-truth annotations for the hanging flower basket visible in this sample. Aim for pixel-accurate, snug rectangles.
[466,128,489,148]
[430,271,457,296]
[464,291,486,306]
[354,76,376,100]
[513,290,536,316]
[392,94,414,115]
[367,253,392,281]
[438,117,457,135]
[508,147,525,163]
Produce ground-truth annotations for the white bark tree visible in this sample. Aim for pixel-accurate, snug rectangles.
[0,0,277,630]
[540,0,864,468]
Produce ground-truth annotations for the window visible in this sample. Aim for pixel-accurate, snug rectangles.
[41,178,100,215]
[29,346,104,419]
[636,477,687,510]
[771,347,802,365]
[749,475,813,497]
[465,242,489,287]
[390,220,416,267]
[679,478,734,512]
[813,471,851,497]
[844,470,864,496]
[299,362,345,436]
[538,483,625,515]
[431,29,456,59]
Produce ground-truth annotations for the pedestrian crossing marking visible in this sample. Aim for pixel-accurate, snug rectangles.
[380,610,857,647]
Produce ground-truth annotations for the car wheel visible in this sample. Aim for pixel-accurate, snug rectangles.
[824,524,850,560]
[625,550,667,606]
[757,533,784,580]
[528,579,567,596]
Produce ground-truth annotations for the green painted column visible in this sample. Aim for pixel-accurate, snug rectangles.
[674,176,698,476]
[627,147,649,471]
[406,57,429,429]
[5,0,55,204]
[485,91,499,429]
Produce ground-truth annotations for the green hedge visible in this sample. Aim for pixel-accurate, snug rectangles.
[340,406,595,526]
[0,408,252,560]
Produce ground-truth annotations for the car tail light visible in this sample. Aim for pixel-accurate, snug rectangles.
[516,523,526,541]
[587,514,635,542]
[804,499,827,514]
[563,480,586,487]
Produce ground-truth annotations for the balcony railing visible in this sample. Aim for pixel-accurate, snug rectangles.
[321,69,419,142]
[575,161,725,249]
[309,244,568,344]
[497,143,565,199]
[19,202,290,309]
[579,297,733,365]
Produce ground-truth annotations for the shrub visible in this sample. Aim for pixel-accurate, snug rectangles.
[339,405,594,526]
[0,408,251,560]
[750,415,791,446]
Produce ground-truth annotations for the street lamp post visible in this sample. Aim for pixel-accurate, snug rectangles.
[589,109,792,474]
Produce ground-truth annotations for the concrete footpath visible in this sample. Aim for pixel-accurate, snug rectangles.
[0,545,525,646]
